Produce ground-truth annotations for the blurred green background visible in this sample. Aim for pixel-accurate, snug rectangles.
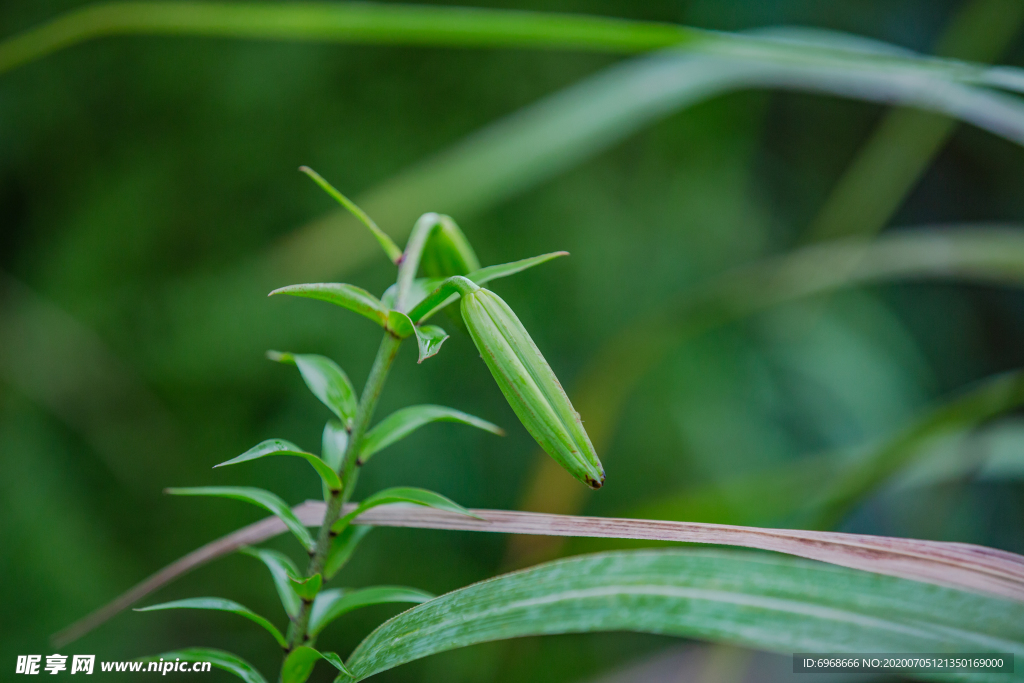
[2,0,1024,681]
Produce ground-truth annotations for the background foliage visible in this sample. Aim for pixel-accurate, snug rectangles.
[2,0,1024,681]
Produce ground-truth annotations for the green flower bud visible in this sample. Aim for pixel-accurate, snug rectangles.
[460,285,604,489]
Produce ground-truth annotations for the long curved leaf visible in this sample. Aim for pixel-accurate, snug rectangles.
[268,283,387,327]
[54,501,1024,645]
[359,405,503,463]
[239,547,302,618]
[6,2,1024,95]
[267,352,358,426]
[333,488,481,533]
[215,439,342,493]
[343,549,1024,681]
[134,597,286,647]
[308,586,433,637]
[167,486,314,552]
[139,648,267,683]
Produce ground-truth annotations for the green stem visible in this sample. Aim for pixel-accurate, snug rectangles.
[284,331,403,654]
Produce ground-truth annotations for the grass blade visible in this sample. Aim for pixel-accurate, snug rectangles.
[359,405,503,463]
[54,500,1024,646]
[342,549,1024,681]
[167,486,315,552]
[134,597,286,647]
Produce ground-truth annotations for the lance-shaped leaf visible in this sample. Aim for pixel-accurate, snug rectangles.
[288,573,322,602]
[342,549,1024,681]
[139,648,266,683]
[409,252,569,323]
[267,352,357,426]
[324,525,373,580]
[308,586,434,638]
[239,547,302,618]
[214,439,342,494]
[332,487,480,534]
[134,598,286,648]
[166,487,315,552]
[282,646,352,683]
[460,283,604,489]
[269,283,388,328]
[299,166,402,264]
[359,405,503,464]
[412,325,448,363]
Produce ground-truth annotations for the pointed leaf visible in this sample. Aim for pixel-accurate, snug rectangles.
[333,487,481,533]
[468,251,569,286]
[308,586,434,637]
[239,547,302,618]
[282,646,355,683]
[267,352,358,425]
[134,598,286,647]
[412,325,449,363]
[215,440,342,494]
[343,549,1024,681]
[324,525,373,580]
[269,283,387,327]
[168,486,315,552]
[288,573,322,602]
[139,648,267,683]
[299,166,402,264]
[360,405,503,464]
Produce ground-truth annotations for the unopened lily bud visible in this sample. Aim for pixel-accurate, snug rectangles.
[460,284,604,489]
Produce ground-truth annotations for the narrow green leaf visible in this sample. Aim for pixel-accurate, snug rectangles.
[321,421,349,472]
[412,325,449,363]
[267,352,358,425]
[333,487,481,534]
[215,439,342,494]
[299,166,402,264]
[269,283,388,327]
[283,646,354,683]
[168,486,315,552]
[239,547,302,618]
[343,549,1024,681]
[134,598,286,648]
[308,586,434,637]
[288,573,323,602]
[359,405,503,463]
[319,652,354,680]
[138,648,267,683]
[470,251,569,286]
[324,525,372,580]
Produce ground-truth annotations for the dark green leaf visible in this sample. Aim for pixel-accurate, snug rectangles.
[168,486,314,552]
[343,549,1024,681]
[139,648,266,683]
[308,586,434,637]
[412,325,448,363]
[267,352,358,425]
[239,547,302,617]
[324,525,373,580]
[359,405,502,463]
[214,439,342,493]
[269,283,388,327]
[333,487,481,534]
[299,167,402,264]
[288,573,322,602]
[468,251,569,286]
[134,598,286,647]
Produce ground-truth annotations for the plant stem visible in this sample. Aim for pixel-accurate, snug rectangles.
[285,331,403,652]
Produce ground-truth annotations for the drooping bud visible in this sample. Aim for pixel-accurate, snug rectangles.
[460,284,604,489]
